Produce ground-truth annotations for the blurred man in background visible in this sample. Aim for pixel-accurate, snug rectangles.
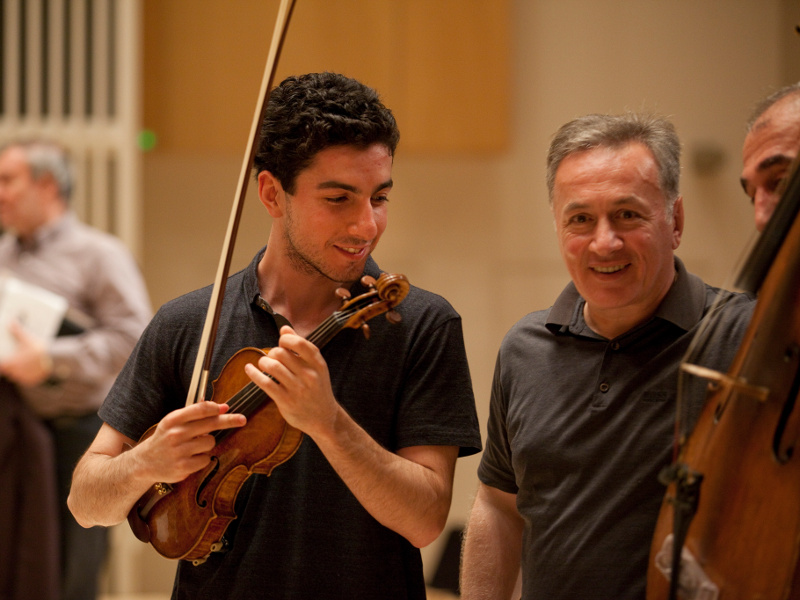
[0,140,151,600]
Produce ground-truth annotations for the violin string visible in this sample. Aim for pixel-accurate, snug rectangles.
[217,317,345,416]
[227,382,263,414]
[310,315,345,346]
[307,314,338,346]
[214,304,374,435]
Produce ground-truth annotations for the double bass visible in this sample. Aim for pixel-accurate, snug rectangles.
[647,152,800,596]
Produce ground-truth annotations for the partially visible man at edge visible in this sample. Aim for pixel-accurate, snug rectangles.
[67,72,482,599]
[460,113,754,600]
[741,81,800,232]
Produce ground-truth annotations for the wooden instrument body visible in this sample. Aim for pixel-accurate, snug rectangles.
[647,194,800,599]
[125,271,409,564]
[127,347,303,563]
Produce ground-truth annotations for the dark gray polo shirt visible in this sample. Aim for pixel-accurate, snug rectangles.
[478,257,754,600]
[101,249,481,600]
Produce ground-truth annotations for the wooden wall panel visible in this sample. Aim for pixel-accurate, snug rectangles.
[142,0,510,155]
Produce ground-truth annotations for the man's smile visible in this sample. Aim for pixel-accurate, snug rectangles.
[591,264,629,274]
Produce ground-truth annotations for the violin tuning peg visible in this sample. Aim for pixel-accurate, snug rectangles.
[385,310,402,324]
[361,275,376,289]
[361,323,371,340]
[335,287,351,302]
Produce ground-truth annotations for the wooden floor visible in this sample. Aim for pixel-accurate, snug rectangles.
[100,590,457,600]
[99,596,169,600]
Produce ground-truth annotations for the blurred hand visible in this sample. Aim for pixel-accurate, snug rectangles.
[0,320,52,386]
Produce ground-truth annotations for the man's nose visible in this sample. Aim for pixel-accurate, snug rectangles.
[590,219,623,253]
[754,188,779,233]
[348,199,379,240]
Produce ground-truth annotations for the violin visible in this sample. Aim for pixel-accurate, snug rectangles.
[647,155,800,598]
[127,273,410,565]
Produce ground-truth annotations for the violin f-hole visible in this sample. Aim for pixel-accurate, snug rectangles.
[196,456,221,508]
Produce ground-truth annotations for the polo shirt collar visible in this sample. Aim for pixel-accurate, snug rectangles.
[15,211,73,252]
[546,257,705,337]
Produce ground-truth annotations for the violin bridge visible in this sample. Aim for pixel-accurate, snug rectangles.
[681,363,769,402]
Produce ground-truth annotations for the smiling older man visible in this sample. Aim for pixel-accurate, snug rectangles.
[461,112,755,600]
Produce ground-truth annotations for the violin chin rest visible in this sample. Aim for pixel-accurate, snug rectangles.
[127,506,152,543]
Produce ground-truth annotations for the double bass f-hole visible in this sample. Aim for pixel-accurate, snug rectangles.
[773,344,800,464]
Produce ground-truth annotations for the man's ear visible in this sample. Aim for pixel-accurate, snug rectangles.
[257,171,285,218]
[36,173,63,203]
[671,195,685,249]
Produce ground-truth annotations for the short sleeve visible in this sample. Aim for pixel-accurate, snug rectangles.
[394,315,481,457]
[477,352,519,493]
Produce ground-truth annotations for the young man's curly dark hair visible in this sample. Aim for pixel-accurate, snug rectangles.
[253,72,400,195]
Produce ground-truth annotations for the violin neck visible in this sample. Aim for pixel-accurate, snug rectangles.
[306,311,348,349]
[219,313,346,427]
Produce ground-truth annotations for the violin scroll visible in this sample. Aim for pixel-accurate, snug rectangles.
[337,273,410,336]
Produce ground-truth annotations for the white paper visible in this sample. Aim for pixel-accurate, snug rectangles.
[0,275,68,360]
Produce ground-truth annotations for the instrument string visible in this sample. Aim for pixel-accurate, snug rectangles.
[210,310,357,438]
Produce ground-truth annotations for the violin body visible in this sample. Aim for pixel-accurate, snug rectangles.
[128,348,303,564]
[647,173,800,599]
[126,271,410,564]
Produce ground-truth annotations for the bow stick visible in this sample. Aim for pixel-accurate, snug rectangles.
[186,0,297,407]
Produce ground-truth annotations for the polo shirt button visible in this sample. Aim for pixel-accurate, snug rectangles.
[611,342,620,350]
[599,382,610,393]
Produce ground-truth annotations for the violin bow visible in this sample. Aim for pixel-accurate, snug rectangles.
[185,0,297,407]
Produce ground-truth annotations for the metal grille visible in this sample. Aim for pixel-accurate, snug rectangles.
[0,0,142,258]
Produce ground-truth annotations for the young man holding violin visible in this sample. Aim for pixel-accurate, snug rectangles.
[68,72,481,599]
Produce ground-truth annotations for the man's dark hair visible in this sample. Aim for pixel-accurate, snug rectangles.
[253,72,400,194]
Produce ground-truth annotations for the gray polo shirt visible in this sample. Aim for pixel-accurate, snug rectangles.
[479,257,754,600]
